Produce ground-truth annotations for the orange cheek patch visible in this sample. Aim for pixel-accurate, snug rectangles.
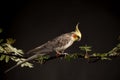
[72,34,77,38]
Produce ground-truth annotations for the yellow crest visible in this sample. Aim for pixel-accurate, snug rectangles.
[73,23,82,38]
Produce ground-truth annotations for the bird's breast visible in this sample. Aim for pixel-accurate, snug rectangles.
[55,40,74,51]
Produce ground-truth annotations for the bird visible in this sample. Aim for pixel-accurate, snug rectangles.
[5,23,82,73]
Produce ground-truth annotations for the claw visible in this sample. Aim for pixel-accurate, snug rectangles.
[56,53,61,57]
[56,50,61,57]
[55,50,68,57]
[61,53,69,56]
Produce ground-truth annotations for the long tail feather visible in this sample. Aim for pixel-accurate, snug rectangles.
[4,54,40,73]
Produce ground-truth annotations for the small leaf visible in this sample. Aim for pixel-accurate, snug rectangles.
[5,56,10,63]
[4,43,23,56]
[21,62,33,68]
[64,54,78,61]
[64,55,71,61]
[72,54,78,59]
[6,38,16,45]
[86,48,92,52]
[101,57,111,60]
[36,56,45,64]
[0,55,5,61]
[0,46,4,53]
[43,55,49,59]
[79,45,92,52]
[0,39,3,43]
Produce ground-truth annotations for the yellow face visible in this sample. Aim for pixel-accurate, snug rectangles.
[71,23,82,41]
[72,33,81,41]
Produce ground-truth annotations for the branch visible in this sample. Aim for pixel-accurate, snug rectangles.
[30,43,120,63]
[0,43,120,64]
[0,37,120,68]
[0,52,26,58]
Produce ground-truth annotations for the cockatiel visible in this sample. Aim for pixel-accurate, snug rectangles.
[5,23,82,73]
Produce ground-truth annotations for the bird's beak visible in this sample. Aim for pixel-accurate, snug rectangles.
[78,38,81,41]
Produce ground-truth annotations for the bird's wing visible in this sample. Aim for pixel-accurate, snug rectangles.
[48,33,72,51]
[27,33,72,54]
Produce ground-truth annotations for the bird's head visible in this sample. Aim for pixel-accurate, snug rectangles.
[71,23,82,41]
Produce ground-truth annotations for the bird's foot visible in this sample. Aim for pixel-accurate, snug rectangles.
[56,52,69,57]
[61,53,69,56]
[56,53,61,57]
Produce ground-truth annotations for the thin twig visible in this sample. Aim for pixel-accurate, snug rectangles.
[0,52,120,63]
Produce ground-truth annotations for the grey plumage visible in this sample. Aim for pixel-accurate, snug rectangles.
[27,33,73,54]
[5,33,74,73]
[5,23,82,73]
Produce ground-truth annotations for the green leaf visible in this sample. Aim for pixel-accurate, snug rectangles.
[72,54,78,59]
[85,48,92,52]
[0,39,3,43]
[64,54,78,61]
[6,38,16,45]
[0,46,4,53]
[0,55,5,61]
[64,55,71,61]
[79,45,92,52]
[43,55,49,59]
[35,56,45,64]
[101,57,111,60]
[5,56,10,63]
[21,62,33,68]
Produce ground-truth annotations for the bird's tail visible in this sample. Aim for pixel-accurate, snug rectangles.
[4,54,40,73]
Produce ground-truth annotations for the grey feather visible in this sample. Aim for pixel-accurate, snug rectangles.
[4,33,73,73]
[4,54,44,73]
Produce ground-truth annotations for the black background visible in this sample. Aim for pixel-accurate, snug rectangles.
[0,0,120,80]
